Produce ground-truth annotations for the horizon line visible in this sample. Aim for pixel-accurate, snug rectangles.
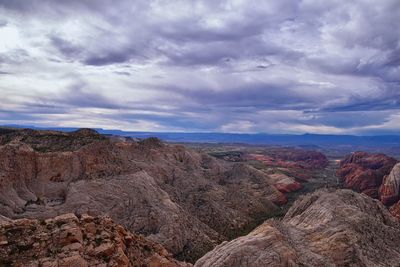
[1,124,400,137]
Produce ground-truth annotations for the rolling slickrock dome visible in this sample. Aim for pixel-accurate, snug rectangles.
[195,189,400,267]
[380,163,400,206]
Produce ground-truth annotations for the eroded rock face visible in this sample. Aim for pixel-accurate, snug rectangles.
[0,128,285,262]
[389,201,400,221]
[245,149,328,194]
[195,189,400,267]
[270,149,329,170]
[380,163,400,205]
[269,173,303,193]
[0,213,189,267]
[336,152,397,197]
[246,148,328,172]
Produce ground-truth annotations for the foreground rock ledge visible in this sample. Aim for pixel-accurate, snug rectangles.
[0,213,190,267]
[195,189,400,267]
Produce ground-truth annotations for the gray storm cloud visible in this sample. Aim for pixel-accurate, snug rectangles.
[0,0,399,134]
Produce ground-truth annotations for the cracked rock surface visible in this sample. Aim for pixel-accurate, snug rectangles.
[195,189,400,267]
[0,213,190,267]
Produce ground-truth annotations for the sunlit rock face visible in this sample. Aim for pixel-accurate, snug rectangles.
[195,189,400,267]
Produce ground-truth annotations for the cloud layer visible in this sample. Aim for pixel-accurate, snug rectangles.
[0,0,399,134]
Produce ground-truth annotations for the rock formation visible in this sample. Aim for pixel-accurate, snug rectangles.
[0,213,189,267]
[0,128,287,262]
[246,148,328,171]
[195,189,400,267]
[336,152,397,198]
[245,149,328,194]
[269,173,303,193]
[3,129,400,266]
[389,201,400,221]
[382,163,400,219]
[380,162,400,206]
[269,148,329,169]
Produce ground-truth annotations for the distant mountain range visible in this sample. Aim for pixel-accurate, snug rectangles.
[2,124,400,147]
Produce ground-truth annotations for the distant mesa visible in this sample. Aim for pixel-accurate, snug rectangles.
[71,128,101,136]
[138,136,164,148]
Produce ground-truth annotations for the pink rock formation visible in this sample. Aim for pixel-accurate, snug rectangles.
[336,152,397,197]
[380,163,400,205]
[247,148,328,171]
[269,173,303,193]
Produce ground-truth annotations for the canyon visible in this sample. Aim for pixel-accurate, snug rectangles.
[1,128,400,266]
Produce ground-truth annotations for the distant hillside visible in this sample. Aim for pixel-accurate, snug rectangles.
[2,124,400,147]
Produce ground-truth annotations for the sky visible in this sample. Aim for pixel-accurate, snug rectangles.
[0,0,399,135]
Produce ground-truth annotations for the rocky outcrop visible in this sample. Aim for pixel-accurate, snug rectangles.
[195,189,400,267]
[0,213,189,267]
[0,128,286,262]
[389,201,400,221]
[247,148,328,171]
[270,149,329,169]
[245,149,328,194]
[380,163,400,205]
[336,152,397,197]
[269,173,303,193]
